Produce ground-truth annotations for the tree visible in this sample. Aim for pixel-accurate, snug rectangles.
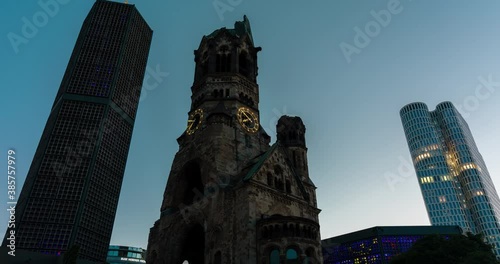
[390,233,500,264]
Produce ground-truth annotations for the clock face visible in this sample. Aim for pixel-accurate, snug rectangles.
[186,109,203,135]
[237,107,259,133]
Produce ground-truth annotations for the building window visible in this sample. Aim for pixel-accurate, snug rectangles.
[239,51,249,77]
[216,52,231,72]
[286,248,299,263]
[127,252,141,258]
[269,249,280,264]
[305,248,316,264]
[267,173,273,186]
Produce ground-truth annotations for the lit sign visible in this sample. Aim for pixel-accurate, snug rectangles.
[120,257,146,263]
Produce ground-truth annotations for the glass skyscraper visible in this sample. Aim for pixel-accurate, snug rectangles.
[1,1,152,262]
[400,101,500,256]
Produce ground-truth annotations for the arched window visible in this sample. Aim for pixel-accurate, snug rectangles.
[286,248,299,263]
[239,51,249,77]
[181,162,203,206]
[277,179,284,191]
[274,165,283,175]
[269,249,280,264]
[261,226,268,239]
[305,248,316,264]
[180,225,205,263]
[267,173,273,186]
[275,224,281,237]
[216,46,231,73]
[201,61,208,76]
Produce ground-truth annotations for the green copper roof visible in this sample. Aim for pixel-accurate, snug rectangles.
[242,143,312,202]
[207,15,254,44]
[243,143,278,182]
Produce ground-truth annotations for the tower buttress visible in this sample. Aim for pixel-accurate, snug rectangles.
[277,116,309,180]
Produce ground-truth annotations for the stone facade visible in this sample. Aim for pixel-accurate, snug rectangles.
[146,16,323,264]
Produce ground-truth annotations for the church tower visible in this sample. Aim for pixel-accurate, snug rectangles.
[146,16,323,264]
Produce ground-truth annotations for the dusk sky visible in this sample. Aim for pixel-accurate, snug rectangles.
[2,0,500,249]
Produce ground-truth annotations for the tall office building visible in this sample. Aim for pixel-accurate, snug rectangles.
[1,1,152,262]
[400,101,500,256]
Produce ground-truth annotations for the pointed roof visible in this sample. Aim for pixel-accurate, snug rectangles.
[242,143,313,201]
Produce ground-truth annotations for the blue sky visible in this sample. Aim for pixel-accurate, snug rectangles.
[1,0,500,250]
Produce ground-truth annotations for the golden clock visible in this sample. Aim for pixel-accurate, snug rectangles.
[186,109,203,135]
[237,107,259,133]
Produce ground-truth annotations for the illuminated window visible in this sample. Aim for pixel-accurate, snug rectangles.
[415,152,432,163]
[440,175,452,181]
[420,176,435,184]
[460,162,480,172]
[439,196,446,203]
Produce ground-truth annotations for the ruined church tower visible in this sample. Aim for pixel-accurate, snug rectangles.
[146,16,323,264]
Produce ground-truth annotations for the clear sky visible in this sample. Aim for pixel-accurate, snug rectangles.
[1,0,500,250]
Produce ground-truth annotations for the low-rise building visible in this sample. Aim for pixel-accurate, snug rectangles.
[322,225,462,264]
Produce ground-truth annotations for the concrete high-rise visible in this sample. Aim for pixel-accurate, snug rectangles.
[1,1,152,262]
[400,101,500,256]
